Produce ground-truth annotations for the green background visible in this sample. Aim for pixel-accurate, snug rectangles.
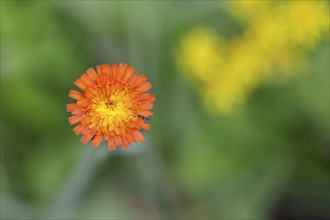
[1,1,329,219]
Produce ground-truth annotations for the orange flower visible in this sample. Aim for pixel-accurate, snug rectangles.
[67,63,155,150]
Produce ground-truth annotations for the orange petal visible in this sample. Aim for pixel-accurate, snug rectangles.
[125,132,135,144]
[122,66,135,82]
[107,136,116,151]
[77,99,89,107]
[96,64,111,75]
[73,124,85,135]
[69,90,84,100]
[114,135,122,146]
[80,115,91,125]
[80,133,94,144]
[74,78,87,90]
[86,67,98,82]
[138,110,153,117]
[91,135,103,148]
[66,103,78,112]
[131,74,147,87]
[141,95,156,103]
[72,108,83,115]
[69,114,82,125]
[111,64,119,81]
[87,87,99,97]
[117,63,127,81]
[139,102,153,110]
[82,127,90,135]
[88,120,99,130]
[131,129,145,143]
[138,82,152,93]
[96,65,110,84]
[134,93,156,102]
[67,103,83,115]
[80,73,94,87]
[136,118,150,130]
[101,72,108,85]
[121,137,129,149]
[129,74,140,85]
[106,65,113,80]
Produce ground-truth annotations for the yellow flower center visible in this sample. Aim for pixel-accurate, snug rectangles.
[88,87,135,134]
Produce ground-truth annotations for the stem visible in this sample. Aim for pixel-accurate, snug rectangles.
[46,146,109,218]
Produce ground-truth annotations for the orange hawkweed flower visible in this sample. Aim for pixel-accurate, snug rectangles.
[67,63,155,150]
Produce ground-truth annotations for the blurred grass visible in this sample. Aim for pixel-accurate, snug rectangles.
[1,1,329,219]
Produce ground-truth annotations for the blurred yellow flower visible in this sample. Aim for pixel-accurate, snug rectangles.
[284,1,329,49]
[177,27,224,84]
[177,1,329,114]
[203,38,271,113]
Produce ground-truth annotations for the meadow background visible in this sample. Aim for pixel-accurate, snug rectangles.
[1,1,329,219]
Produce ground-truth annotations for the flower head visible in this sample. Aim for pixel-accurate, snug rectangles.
[67,63,155,150]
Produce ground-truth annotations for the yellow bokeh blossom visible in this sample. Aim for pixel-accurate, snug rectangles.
[177,1,329,114]
[284,1,329,49]
[177,27,224,83]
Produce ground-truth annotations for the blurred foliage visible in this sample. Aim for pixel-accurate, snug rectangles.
[1,1,329,219]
